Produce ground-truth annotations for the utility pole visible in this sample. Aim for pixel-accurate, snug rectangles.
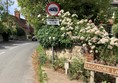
[7,0,9,29]
[6,0,9,26]
[7,0,8,14]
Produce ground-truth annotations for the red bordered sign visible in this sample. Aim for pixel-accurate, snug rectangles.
[46,2,60,16]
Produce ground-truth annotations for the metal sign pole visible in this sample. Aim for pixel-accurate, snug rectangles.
[52,46,54,65]
[46,2,60,66]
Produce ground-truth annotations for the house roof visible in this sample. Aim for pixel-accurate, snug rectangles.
[11,15,34,34]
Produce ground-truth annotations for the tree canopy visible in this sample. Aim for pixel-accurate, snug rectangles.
[0,0,15,33]
[17,0,112,30]
[0,0,18,41]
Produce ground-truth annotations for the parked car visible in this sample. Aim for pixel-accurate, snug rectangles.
[32,36,37,41]
[49,7,58,12]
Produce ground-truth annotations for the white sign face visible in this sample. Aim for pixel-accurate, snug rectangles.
[46,2,60,16]
[64,62,69,69]
[47,19,60,25]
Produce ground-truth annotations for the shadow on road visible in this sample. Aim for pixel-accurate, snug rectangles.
[0,40,35,50]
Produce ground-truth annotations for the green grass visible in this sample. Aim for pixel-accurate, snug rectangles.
[36,44,48,83]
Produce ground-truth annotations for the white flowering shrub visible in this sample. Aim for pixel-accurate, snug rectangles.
[37,9,118,64]
[112,23,118,38]
[37,10,82,48]
[59,10,88,37]
[77,22,118,65]
[37,25,72,48]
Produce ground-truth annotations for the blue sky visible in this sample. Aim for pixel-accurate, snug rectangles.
[9,0,24,19]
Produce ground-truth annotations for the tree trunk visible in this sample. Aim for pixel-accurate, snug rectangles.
[2,32,9,41]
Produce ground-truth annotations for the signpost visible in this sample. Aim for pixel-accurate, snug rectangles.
[83,48,118,83]
[47,19,60,25]
[46,2,60,65]
[84,62,118,83]
[84,62,118,76]
[46,2,60,16]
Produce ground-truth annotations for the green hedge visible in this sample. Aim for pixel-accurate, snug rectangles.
[37,25,72,49]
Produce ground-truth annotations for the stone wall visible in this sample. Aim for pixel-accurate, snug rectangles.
[45,45,84,59]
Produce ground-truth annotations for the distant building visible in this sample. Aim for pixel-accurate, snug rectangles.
[111,0,118,6]
[13,10,34,39]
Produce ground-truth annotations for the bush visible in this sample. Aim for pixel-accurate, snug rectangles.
[37,25,72,48]
[112,23,118,34]
[53,56,67,70]
[38,64,48,83]
[37,45,48,66]
[68,58,90,82]
[37,44,45,54]
[112,23,118,38]
[39,53,48,66]
[36,45,48,83]
[94,72,115,83]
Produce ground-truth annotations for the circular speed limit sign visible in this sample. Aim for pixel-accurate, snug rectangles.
[46,2,60,16]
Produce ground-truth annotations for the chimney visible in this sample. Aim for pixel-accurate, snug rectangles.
[14,11,20,19]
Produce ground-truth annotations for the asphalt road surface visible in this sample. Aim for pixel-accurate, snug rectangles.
[0,41,38,83]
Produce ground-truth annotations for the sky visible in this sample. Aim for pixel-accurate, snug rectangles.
[9,0,24,19]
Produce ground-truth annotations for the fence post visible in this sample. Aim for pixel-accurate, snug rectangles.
[90,71,94,83]
[64,61,69,74]
[116,77,118,83]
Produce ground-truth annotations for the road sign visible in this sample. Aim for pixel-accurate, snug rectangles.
[46,2,60,16]
[47,19,60,25]
[84,62,118,76]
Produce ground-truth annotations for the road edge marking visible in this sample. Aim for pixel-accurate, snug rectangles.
[0,52,5,55]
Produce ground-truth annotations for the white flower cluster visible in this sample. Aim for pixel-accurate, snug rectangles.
[77,19,88,24]
[61,33,66,37]
[37,14,41,18]
[60,27,65,31]
[58,10,71,18]
[59,10,78,36]
[78,21,118,54]
[71,36,80,40]
[71,14,78,18]
[61,17,72,26]
[98,37,109,44]
[62,11,70,18]
[110,37,118,47]
[48,37,56,40]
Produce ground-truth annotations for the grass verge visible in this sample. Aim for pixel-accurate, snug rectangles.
[32,44,48,83]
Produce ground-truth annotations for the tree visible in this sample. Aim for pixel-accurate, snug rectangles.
[0,0,15,41]
[17,0,112,35]
[18,0,111,23]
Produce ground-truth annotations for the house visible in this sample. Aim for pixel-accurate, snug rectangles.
[13,10,34,39]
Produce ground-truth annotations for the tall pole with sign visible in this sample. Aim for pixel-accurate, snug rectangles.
[46,2,60,65]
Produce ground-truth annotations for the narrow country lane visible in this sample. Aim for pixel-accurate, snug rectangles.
[0,41,38,83]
